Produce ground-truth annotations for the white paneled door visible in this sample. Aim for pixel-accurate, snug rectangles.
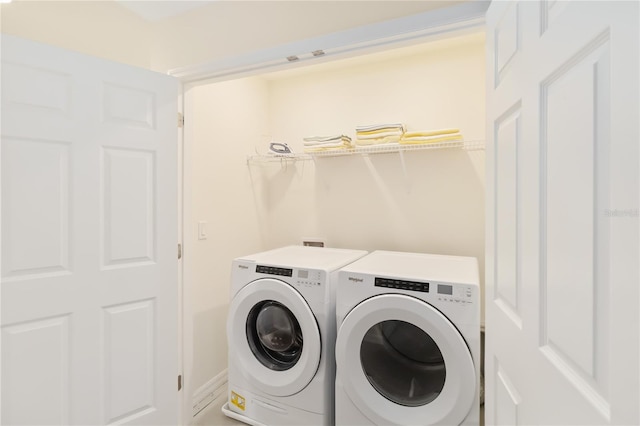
[486,1,638,425]
[1,35,179,425]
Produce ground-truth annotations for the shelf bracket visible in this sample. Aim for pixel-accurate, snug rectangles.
[397,150,412,192]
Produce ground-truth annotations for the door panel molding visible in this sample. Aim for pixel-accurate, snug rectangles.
[539,32,611,400]
[1,34,179,425]
[493,101,523,328]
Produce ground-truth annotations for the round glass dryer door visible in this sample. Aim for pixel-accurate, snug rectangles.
[246,301,303,371]
[360,320,446,406]
[228,278,321,397]
[335,294,476,425]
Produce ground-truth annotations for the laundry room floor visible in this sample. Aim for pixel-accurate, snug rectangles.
[193,391,243,426]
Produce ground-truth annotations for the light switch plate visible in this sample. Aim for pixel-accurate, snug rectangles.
[198,221,207,240]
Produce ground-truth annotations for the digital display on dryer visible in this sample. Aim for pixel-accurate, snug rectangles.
[437,284,453,295]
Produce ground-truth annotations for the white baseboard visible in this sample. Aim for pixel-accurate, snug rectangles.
[192,369,228,417]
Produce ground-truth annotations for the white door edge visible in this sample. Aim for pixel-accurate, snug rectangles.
[176,83,185,424]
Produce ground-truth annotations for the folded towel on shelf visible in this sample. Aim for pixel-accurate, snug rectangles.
[304,140,349,149]
[305,145,352,153]
[303,134,353,153]
[354,123,405,149]
[399,133,464,145]
[303,135,351,146]
[402,128,460,138]
[356,130,405,140]
[355,123,405,133]
[355,135,402,146]
[303,134,348,143]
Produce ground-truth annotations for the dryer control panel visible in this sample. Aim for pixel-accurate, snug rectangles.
[435,283,474,305]
[375,277,429,293]
[256,265,292,277]
[372,276,475,305]
[294,268,323,287]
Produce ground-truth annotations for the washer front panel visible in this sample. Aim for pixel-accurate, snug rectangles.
[228,278,321,397]
[336,294,476,425]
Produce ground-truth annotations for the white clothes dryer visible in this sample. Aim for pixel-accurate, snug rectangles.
[222,245,367,426]
[335,251,480,426]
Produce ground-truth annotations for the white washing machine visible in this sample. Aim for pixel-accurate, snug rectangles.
[222,245,367,426]
[335,251,480,426]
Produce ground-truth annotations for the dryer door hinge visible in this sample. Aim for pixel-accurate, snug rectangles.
[177,112,184,128]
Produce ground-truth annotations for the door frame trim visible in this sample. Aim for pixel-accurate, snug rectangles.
[168,1,488,85]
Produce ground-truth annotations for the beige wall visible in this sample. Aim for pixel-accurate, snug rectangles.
[0,1,153,69]
[184,77,269,410]
[263,32,485,254]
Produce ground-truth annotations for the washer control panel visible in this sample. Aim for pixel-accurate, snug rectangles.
[255,263,325,299]
[256,264,322,287]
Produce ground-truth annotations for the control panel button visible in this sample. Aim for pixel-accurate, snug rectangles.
[375,277,429,293]
[256,265,293,277]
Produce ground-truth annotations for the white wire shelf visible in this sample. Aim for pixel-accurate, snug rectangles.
[246,153,313,164]
[246,140,484,164]
[311,139,484,157]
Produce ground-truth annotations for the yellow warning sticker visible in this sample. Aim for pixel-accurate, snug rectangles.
[231,391,246,411]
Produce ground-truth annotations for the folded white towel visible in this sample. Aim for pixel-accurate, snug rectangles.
[304,135,350,147]
[355,135,401,146]
[305,145,352,153]
[356,130,404,140]
[303,134,350,143]
[356,123,405,133]
[304,135,354,153]
[304,140,349,148]
[304,137,352,147]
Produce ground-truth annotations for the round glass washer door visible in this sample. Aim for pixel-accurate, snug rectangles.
[246,300,303,371]
[228,278,321,397]
[335,294,476,425]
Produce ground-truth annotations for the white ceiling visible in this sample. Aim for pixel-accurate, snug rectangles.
[115,1,216,22]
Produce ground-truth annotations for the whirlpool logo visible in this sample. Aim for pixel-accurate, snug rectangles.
[348,277,364,283]
[237,265,249,270]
